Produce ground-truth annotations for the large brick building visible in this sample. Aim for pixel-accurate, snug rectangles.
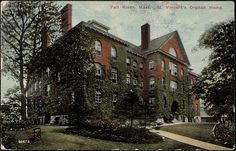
[27,4,200,124]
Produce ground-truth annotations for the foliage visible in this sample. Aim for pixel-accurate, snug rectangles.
[1,1,62,119]
[2,133,17,149]
[212,122,234,144]
[31,24,96,125]
[115,89,144,128]
[65,124,163,144]
[192,20,235,120]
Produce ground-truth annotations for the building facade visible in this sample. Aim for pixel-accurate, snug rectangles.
[27,4,200,124]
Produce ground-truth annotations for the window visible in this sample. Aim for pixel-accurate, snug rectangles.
[170,81,178,92]
[112,93,117,102]
[164,96,167,108]
[126,57,131,65]
[57,72,61,82]
[149,77,155,89]
[140,79,143,88]
[133,60,138,68]
[181,69,184,76]
[46,67,50,77]
[95,40,102,55]
[161,60,165,71]
[95,63,102,77]
[169,48,177,57]
[71,92,75,102]
[139,62,143,69]
[95,90,102,103]
[126,73,131,84]
[190,79,194,85]
[35,82,38,91]
[182,83,185,93]
[149,97,155,105]
[111,68,118,83]
[133,77,138,86]
[111,46,117,59]
[149,60,155,70]
[183,100,185,109]
[46,84,50,96]
[39,81,42,89]
[161,77,166,88]
[169,62,178,76]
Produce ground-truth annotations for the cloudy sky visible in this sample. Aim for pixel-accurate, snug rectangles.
[1,1,234,100]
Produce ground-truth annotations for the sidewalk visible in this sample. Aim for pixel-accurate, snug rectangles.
[149,128,233,150]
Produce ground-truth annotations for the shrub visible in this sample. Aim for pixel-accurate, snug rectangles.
[2,133,17,149]
[65,123,163,143]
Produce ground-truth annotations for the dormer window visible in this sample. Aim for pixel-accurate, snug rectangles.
[95,40,102,55]
[169,48,177,57]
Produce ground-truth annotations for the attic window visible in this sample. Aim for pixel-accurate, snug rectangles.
[169,48,177,57]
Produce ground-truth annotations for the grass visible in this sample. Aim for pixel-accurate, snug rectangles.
[161,123,233,148]
[7,126,198,150]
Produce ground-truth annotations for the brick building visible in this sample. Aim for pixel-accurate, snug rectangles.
[27,4,200,124]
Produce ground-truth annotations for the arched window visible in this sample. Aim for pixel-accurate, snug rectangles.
[95,63,102,77]
[169,48,177,57]
[161,60,165,71]
[149,77,155,89]
[111,46,117,59]
[95,40,102,55]
[149,60,155,70]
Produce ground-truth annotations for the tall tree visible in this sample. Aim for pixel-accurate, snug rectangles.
[115,89,143,128]
[192,20,235,121]
[1,1,61,119]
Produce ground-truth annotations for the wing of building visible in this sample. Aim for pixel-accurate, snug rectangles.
[27,4,201,125]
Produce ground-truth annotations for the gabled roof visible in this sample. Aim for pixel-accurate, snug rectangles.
[73,20,190,64]
[136,31,190,65]
[136,31,176,55]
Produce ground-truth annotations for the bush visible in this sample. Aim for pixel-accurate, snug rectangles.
[65,121,163,143]
[2,133,17,149]
[213,123,234,144]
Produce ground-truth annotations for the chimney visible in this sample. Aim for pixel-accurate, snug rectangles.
[41,27,50,49]
[141,23,150,51]
[61,4,72,35]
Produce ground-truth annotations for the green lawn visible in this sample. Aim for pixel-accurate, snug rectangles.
[9,126,198,150]
[161,123,232,148]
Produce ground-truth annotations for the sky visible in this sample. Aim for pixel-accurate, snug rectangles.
[1,1,235,100]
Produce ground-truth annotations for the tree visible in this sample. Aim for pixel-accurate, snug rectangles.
[192,20,235,121]
[115,89,143,128]
[1,1,62,119]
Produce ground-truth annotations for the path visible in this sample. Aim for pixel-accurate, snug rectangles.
[149,128,233,150]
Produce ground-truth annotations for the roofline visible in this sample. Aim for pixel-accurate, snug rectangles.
[157,49,190,67]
